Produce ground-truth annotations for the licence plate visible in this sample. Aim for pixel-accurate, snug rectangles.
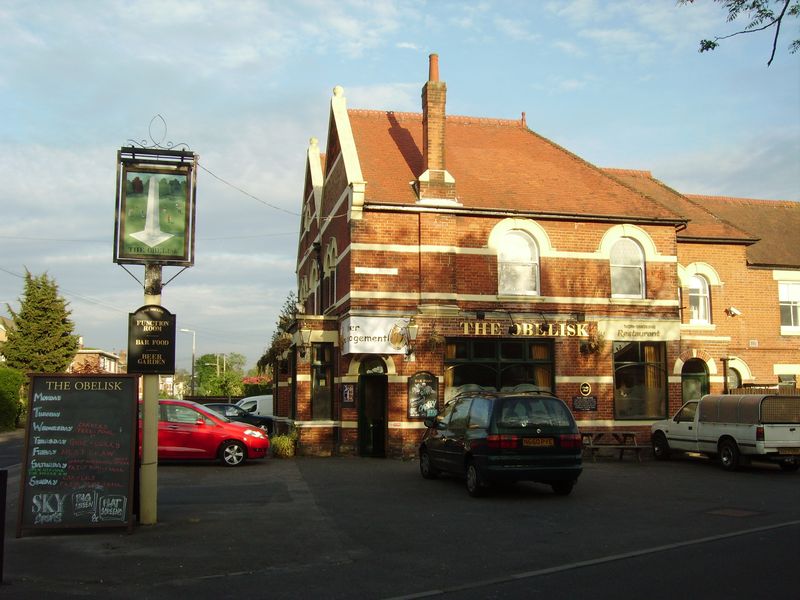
[778,448,800,455]
[523,437,554,447]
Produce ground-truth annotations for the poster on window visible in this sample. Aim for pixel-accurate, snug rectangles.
[408,371,438,418]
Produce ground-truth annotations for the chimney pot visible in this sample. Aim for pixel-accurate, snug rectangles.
[428,53,439,82]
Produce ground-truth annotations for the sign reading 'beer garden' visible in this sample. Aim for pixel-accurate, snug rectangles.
[128,304,176,374]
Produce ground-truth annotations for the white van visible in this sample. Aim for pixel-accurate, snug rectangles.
[651,394,800,471]
[236,395,274,417]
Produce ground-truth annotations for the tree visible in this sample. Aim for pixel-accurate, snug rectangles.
[4,270,80,373]
[193,352,247,397]
[0,366,25,429]
[680,0,800,65]
[257,291,297,381]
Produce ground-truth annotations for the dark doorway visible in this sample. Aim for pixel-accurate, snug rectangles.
[358,374,388,457]
[681,358,709,403]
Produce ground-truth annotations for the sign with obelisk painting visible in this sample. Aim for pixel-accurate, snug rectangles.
[113,150,197,266]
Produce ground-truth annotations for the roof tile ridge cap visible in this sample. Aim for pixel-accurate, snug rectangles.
[347,108,422,119]
[678,193,761,239]
[602,168,653,177]
[597,168,687,222]
[521,130,683,221]
[686,194,798,206]
[445,114,525,127]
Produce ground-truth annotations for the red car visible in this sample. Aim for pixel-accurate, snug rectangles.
[141,399,270,466]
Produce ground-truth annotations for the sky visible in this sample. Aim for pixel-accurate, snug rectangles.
[1,0,798,373]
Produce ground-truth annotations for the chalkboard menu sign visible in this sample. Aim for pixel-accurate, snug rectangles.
[17,374,138,536]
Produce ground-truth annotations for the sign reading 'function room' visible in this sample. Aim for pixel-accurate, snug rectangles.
[128,305,176,374]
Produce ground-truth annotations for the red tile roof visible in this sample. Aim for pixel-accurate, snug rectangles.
[347,110,684,223]
[602,169,754,244]
[686,195,800,267]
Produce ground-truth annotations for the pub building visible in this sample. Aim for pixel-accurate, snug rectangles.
[274,54,800,457]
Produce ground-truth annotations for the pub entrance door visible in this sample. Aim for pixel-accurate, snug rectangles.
[358,374,388,457]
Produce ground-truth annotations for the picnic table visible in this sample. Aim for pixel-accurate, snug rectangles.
[581,430,642,462]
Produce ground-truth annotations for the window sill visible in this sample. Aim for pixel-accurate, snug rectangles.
[681,323,716,331]
[780,326,800,336]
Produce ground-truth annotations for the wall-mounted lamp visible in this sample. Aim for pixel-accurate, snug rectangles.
[406,318,419,356]
[299,327,312,358]
[726,307,742,317]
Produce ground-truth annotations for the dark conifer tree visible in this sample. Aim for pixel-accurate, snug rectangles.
[4,270,80,373]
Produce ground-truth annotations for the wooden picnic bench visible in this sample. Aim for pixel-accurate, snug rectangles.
[581,430,642,462]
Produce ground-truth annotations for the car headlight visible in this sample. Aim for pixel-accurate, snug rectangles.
[245,429,266,439]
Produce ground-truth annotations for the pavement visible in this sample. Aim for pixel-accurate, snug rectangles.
[3,427,799,599]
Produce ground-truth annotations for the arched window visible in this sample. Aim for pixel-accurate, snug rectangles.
[610,237,645,298]
[498,231,539,296]
[323,243,338,312]
[727,367,742,391]
[688,274,710,323]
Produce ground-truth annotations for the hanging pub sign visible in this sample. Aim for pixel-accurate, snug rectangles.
[128,305,176,374]
[113,147,197,266]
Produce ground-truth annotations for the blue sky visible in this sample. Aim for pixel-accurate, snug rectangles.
[1,0,798,371]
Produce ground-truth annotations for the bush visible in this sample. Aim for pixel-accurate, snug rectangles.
[271,426,297,458]
[0,366,25,430]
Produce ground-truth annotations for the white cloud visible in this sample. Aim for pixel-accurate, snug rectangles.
[494,17,540,42]
[655,129,800,201]
[344,83,420,112]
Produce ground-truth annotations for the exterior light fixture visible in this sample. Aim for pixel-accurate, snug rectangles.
[299,327,312,358]
[406,318,419,357]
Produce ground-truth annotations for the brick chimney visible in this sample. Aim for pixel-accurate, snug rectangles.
[417,53,457,203]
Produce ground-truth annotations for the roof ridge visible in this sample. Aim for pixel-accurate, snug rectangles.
[602,168,653,177]
[347,108,524,127]
[687,194,798,207]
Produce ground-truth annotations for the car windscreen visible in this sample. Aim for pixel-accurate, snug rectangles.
[496,397,574,429]
[199,406,232,423]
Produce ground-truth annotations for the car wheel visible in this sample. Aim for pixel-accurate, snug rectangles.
[652,432,671,460]
[419,448,439,479]
[718,439,740,471]
[779,459,799,472]
[465,460,485,497]
[220,441,246,467]
[551,481,574,496]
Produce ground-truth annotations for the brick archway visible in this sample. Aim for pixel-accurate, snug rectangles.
[673,349,717,375]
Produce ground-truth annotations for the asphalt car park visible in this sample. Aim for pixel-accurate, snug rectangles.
[2,437,798,599]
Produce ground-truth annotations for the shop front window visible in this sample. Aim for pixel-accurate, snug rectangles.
[311,343,333,420]
[444,338,554,402]
[613,341,666,419]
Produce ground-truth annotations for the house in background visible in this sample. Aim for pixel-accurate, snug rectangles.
[277,54,799,458]
[69,338,123,374]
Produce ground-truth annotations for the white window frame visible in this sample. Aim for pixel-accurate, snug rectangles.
[688,274,711,324]
[779,282,800,335]
[610,237,645,299]
[497,230,539,296]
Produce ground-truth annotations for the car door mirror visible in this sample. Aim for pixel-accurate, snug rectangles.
[195,418,206,427]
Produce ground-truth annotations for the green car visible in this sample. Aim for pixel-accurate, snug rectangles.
[419,390,583,497]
